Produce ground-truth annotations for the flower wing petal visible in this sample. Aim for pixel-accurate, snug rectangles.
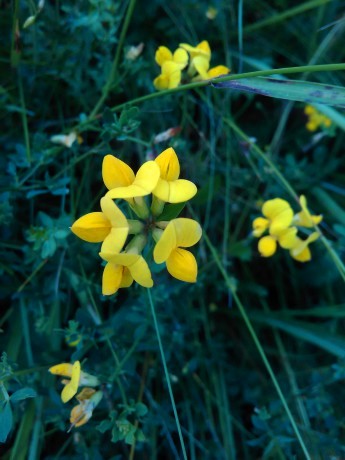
[258,235,277,257]
[193,56,210,79]
[102,155,135,190]
[166,248,198,282]
[172,48,188,69]
[155,46,173,66]
[71,212,111,242]
[49,363,73,377]
[207,65,230,79]
[277,227,298,249]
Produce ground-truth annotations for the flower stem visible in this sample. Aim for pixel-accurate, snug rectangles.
[146,288,188,460]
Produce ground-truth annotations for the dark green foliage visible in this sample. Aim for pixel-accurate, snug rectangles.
[1,0,345,459]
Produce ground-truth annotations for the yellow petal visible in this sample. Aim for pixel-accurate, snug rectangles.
[71,212,111,242]
[252,217,269,237]
[100,197,128,228]
[258,235,277,257]
[70,403,92,427]
[49,363,73,377]
[196,40,211,57]
[102,262,123,295]
[155,46,173,66]
[76,388,96,401]
[262,198,293,234]
[153,178,197,203]
[61,361,81,403]
[155,147,180,181]
[207,65,230,79]
[291,246,312,262]
[161,61,182,89]
[101,227,128,253]
[102,155,135,190]
[154,74,169,91]
[193,56,210,79]
[154,218,202,263]
[119,267,133,288]
[106,161,160,199]
[172,48,188,69]
[180,41,210,59]
[166,248,198,282]
[277,227,298,249]
[290,232,320,260]
[294,195,323,228]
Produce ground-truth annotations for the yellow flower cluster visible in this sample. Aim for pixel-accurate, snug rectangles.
[154,40,230,91]
[71,147,202,295]
[304,105,332,132]
[252,196,322,262]
[49,361,102,429]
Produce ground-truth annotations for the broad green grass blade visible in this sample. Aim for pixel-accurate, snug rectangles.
[213,77,345,107]
[251,313,345,358]
[314,103,345,131]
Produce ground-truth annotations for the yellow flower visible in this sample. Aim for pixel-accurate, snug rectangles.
[253,198,297,257]
[206,6,218,20]
[99,250,153,295]
[155,46,188,70]
[103,155,160,200]
[153,46,188,90]
[304,105,332,132]
[153,218,202,282]
[49,361,99,403]
[293,195,322,228]
[71,196,129,253]
[179,40,230,80]
[253,198,294,237]
[290,232,320,262]
[69,388,103,429]
[152,147,197,203]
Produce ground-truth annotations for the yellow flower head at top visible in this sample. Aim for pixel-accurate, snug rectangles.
[304,105,332,132]
[152,147,197,204]
[49,361,99,403]
[154,46,188,90]
[154,218,202,282]
[69,388,103,430]
[293,195,323,228]
[179,40,230,80]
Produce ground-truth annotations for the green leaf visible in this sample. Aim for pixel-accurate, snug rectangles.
[135,402,148,417]
[96,419,112,434]
[213,77,345,108]
[0,402,13,443]
[157,202,186,221]
[10,388,37,402]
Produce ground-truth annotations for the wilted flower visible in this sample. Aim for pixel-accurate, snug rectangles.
[69,388,103,430]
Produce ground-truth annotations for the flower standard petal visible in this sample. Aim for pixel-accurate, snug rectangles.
[262,198,294,234]
[61,361,81,403]
[258,235,277,257]
[71,212,111,242]
[155,147,180,181]
[155,46,173,66]
[102,155,135,191]
[106,161,160,199]
[166,248,198,282]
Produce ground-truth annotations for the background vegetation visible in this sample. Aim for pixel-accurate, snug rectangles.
[1,0,345,458]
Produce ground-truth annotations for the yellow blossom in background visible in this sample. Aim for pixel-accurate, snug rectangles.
[180,40,230,80]
[152,147,197,203]
[206,6,218,20]
[69,388,103,430]
[290,232,320,262]
[304,105,332,132]
[153,46,188,90]
[154,218,202,282]
[125,42,144,61]
[49,361,99,403]
[252,196,322,261]
[293,195,323,228]
[71,196,129,253]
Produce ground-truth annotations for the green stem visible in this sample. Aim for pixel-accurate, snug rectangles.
[202,231,311,460]
[89,0,137,119]
[18,73,31,163]
[146,289,188,460]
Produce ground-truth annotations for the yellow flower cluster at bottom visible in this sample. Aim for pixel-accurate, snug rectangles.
[304,105,332,132]
[252,196,322,262]
[49,361,103,429]
[71,147,202,295]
